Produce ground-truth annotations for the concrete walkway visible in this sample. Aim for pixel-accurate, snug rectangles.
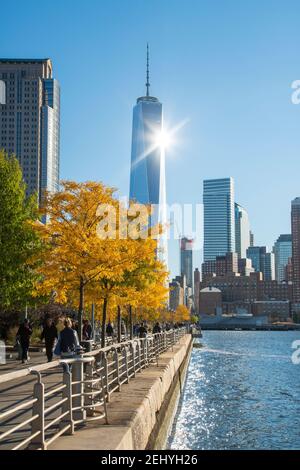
[49,335,192,451]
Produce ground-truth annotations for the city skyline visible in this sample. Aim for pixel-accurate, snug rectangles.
[1,1,300,279]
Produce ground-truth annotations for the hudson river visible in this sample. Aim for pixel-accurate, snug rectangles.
[168,331,300,450]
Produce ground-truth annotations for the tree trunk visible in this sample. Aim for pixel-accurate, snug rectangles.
[117,306,121,343]
[78,276,84,342]
[101,298,108,348]
[129,305,133,340]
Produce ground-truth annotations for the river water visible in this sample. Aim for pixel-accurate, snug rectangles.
[168,331,300,450]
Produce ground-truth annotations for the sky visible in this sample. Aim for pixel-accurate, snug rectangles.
[1,0,300,278]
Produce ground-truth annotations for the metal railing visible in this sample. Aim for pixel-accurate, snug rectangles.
[0,327,187,450]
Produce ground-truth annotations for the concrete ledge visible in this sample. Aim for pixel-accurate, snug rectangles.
[49,334,192,450]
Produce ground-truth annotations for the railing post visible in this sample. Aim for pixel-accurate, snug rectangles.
[72,357,88,422]
[103,353,110,402]
[113,348,121,391]
[61,362,74,434]
[85,359,94,417]
[29,371,45,450]
[130,342,136,377]
[122,346,129,384]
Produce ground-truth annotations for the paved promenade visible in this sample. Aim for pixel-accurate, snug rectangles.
[49,335,192,450]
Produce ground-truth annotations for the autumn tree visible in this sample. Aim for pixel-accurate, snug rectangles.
[33,180,169,343]
[0,150,41,310]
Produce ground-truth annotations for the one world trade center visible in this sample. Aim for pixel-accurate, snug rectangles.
[129,45,168,268]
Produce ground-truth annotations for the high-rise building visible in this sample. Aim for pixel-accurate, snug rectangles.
[238,257,254,276]
[250,231,255,247]
[203,177,235,261]
[264,252,275,281]
[273,234,292,282]
[169,280,184,311]
[291,198,300,303]
[0,59,60,201]
[235,203,250,258]
[180,237,193,289]
[246,246,275,280]
[202,252,238,280]
[129,46,167,266]
[0,80,5,104]
[194,268,201,315]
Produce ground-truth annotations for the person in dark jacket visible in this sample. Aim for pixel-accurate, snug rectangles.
[152,322,161,334]
[106,322,114,337]
[82,319,93,340]
[16,319,32,363]
[138,322,147,338]
[41,318,58,362]
[59,318,79,357]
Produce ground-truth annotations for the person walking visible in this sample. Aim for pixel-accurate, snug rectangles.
[16,319,32,364]
[106,322,114,337]
[54,318,80,358]
[138,322,147,338]
[152,322,161,334]
[82,319,93,340]
[41,317,58,362]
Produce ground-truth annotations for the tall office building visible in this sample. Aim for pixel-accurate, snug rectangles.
[194,268,201,314]
[180,237,193,289]
[235,203,250,258]
[291,198,300,303]
[129,46,167,266]
[0,59,60,201]
[203,177,235,261]
[246,246,275,280]
[250,230,254,247]
[273,234,292,282]
[264,252,275,281]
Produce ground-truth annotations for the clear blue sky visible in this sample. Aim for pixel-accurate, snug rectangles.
[2,0,300,278]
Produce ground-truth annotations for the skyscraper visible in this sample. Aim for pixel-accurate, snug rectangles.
[273,234,292,282]
[0,59,60,201]
[246,246,275,280]
[235,202,250,258]
[203,177,235,261]
[291,198,300,303]
[129,46,167,265]
[180,238,193,289]
[264,252,275,281]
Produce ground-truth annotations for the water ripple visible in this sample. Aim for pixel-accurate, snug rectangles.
[168,331,300,450]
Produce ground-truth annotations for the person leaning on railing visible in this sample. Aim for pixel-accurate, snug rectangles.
[54,318,80,358]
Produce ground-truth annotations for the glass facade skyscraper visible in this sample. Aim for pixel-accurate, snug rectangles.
[0,59,60,202]
[180,238,193,289]
[129,47,167,267]
[203,177,235,261]
[273,234,292,282]
[246,246,275,280]
[235,202,250,258]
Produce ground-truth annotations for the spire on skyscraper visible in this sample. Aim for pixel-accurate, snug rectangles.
[146,43,150,97]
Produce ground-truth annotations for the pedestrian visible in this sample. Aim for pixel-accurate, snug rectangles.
[82,319,93,340]
[106,322,114,337]
[41,317,58,362]
[152,322,161,334]
[138,322,147,338]
[16,318,32,364]
[54,318,80,358]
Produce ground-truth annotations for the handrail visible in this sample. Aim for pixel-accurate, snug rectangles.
[0,327,188,450]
